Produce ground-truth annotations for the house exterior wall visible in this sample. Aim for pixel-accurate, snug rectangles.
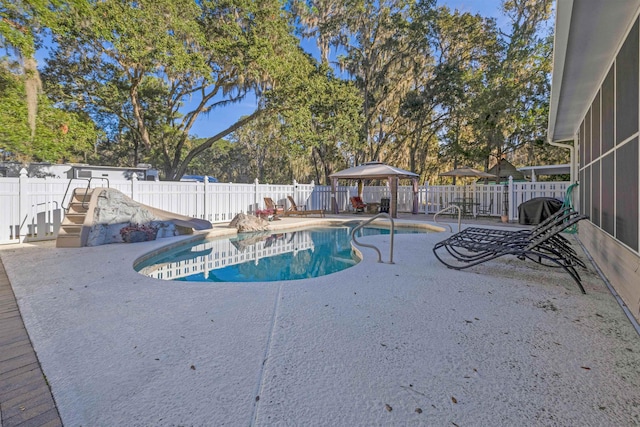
[579,222,640,320]
[576,13,640,322]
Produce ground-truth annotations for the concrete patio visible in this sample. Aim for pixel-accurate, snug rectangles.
[1,215,639,426]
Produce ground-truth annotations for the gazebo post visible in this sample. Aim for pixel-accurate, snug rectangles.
[331,178,339,214]
[390,176,398,218]
[412,178,419,214]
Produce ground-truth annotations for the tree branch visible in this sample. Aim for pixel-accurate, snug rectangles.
[171,108,265,180]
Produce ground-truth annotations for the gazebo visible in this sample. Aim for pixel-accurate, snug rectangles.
[329,161,420,218]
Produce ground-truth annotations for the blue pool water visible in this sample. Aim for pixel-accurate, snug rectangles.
[136,225,430,282]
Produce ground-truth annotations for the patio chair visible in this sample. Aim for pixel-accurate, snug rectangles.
[264,197,285,215]
[477,197,493,216]
[443,209,587,270]
[456,206,577,244]
[379,198,390,213]
[443,207,586,263]
[284,195,324,217]
[432,212,589,293]
[350,196,367,213]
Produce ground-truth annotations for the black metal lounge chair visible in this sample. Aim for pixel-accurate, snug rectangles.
[432,213,589,293]
[438,209,586,263]
[444,208,586,267]
[445,208,586,268]
[456,205,574,241]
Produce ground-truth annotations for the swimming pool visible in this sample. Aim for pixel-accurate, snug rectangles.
[136,225,430,282]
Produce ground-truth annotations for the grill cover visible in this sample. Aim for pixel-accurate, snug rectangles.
[518,197,563,225]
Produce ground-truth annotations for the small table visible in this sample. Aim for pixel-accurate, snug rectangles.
[451,199,480,218]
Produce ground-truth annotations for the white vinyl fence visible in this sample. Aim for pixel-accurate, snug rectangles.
[317,177,572,220]
[0,168,573,245]
[423,178,572,219]
[0,170,315,245]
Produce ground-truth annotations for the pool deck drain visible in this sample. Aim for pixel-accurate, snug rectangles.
[0,258,62,427]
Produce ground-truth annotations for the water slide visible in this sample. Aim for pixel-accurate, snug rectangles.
[139,204,212,231]
[57,187,212,248]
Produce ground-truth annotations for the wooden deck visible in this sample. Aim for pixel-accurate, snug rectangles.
[0,258,62,427]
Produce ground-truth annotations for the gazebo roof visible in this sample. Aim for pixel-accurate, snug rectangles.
[329,161,419,180]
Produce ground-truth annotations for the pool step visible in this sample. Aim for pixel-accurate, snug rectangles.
[56,233,83,248]
[67,202,89,214]
[69,188,94,210]
[64,213,86,224]
[56,187,101,248]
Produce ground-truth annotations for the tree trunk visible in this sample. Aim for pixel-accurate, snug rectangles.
[130,75,152,150]
[24,56,41,142]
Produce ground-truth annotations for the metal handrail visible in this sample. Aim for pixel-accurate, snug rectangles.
[61,177,110,212]
[350,213,395,264]
[433,205,462,233]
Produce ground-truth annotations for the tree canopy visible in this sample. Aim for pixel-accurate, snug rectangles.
[1,0,563,183]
